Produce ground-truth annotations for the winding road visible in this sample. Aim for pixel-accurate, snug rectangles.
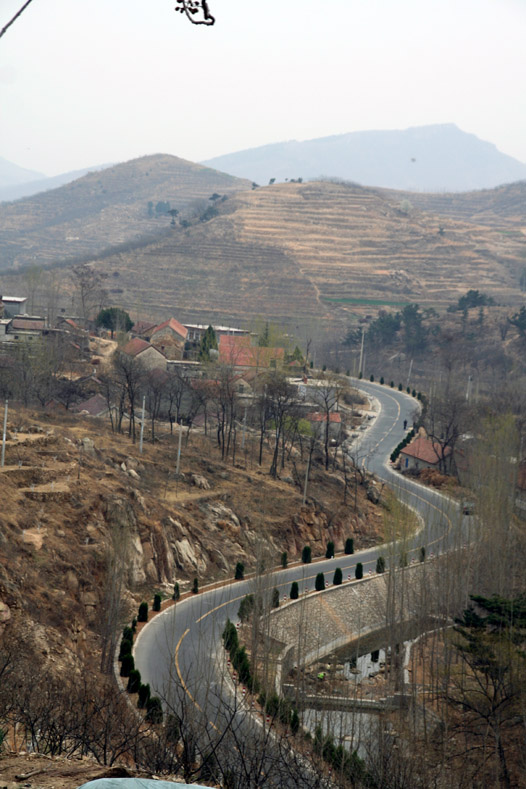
[133,381,463,781]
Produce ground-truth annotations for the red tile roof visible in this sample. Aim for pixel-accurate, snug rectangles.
[150,317,188,340]
[64,318,83,331]
[400,436,451,465]
[72,394,108,417]
[11,318,45,331]
[307,411,342,423]
[219,335,284,368]
[121,337,152,357]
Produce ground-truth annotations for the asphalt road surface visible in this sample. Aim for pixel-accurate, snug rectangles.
[133,381,464,783]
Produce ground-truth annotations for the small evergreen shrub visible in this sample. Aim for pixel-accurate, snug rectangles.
[238,594,255,622]
[290,581,299,600]
[138,602,148,622]
[290,709,300,735]
[333,567,343,585]
[380,376,384,385]
[301,545,312,564]
[406,386,410,393]
[272,588,280,608]
[355,562,363,580]
[235,561,245,580]
[145,696,163,724]
[419,546,426,562]
[358,371,363,379]
[153,593,161,612]
[131,617,137,632]
[122,625,134,643]
[325,540,335,559]
[173,582,180,601]
[376,556,385,574]
[192,577,199,594]
[399,552,408,567]
[390,381,394,388]
[265,694,280,717]
[138,683,151,709]
[398,383,402,391]
[222,619,238,652]
[120,653,135,677]
[315,572,325,591]
[344,538,354,555]
[119,638,132,661]
[370,374,374,382]
[281,551,288,568]
[127,668,141,693]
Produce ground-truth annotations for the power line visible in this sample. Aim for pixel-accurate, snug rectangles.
[0,0,37,40]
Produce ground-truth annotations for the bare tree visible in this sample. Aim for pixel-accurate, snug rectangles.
[70,263,107,323]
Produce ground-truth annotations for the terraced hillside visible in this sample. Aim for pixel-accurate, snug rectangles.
[0,154,251,270]
[401,180,526,228]
[76,180,526,330]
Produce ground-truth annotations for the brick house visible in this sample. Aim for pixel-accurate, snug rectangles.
[148,318,188,361]
[120,338,167,370]
[400,435,452,473]
[218,335,284,370]
[306,411,343,440]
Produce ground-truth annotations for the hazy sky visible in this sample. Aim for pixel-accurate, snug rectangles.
[1,0,525,176]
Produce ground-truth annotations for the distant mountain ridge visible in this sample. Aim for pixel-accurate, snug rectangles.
[0,153,251,270]
[202,124,526,192]
[0,156,44,189]
[0,164,114,203]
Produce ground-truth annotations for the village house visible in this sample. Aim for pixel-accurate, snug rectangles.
[306,411,343,440]
[218,335,284,371]
[147,318,188,361]
[400,434,453,473]
[184,323,249,343]
[71,393,114,419]
[0,295,27,318]
[120,338,167,370]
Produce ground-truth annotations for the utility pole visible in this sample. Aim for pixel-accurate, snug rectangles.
[358,327,365,377]
[1,399,8,468]
[302,449,312,506]
[241,404,248,450]
[465,374,472,402]
[175,421,183,476]
[406,358,413,389]
[139,396,146,454]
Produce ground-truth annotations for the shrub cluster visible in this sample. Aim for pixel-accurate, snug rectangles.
[222,619,259,693]
[390,427,416,463]
[313,726,367,783]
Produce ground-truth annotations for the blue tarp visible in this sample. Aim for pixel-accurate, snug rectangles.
[78,781,213,789]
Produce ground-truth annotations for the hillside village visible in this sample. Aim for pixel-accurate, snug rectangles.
[0,165,525,789]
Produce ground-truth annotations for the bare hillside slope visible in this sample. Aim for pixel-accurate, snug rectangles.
[0,154,250,270]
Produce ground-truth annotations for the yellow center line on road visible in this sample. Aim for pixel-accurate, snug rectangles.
[173,386,454,728]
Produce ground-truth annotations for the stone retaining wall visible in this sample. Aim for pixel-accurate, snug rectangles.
[269,560,447,689]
